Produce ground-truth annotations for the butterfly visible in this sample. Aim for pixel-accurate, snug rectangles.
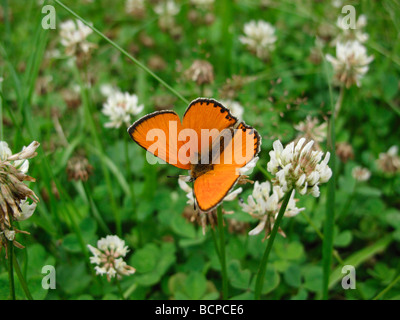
[127,98,261,212]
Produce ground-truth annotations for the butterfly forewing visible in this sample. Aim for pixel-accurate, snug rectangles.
[127,110,191,169]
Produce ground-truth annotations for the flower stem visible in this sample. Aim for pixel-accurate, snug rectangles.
[321,53,339,301]
[254,189,293,300]
[334,85,345,118]
[115,278,125,300]
[7,240,16,300]
[210,227,221,261]
[216,206,229,299]
[13,254,33,300]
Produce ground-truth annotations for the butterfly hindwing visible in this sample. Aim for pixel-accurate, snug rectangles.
[193,165,239,212]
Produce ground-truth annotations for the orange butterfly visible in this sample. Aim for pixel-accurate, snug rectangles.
[127,98,261,212]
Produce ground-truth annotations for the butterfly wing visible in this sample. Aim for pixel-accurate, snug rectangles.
[182,98,238,155]
[219,122,261,169]
[194,165,239,212]
[193,122,261,212]
[128,110,190,169]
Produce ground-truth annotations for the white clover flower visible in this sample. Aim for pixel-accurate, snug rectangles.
[59,19,95,56]
[8,141,40,161]
[0,141,40,254]
[17,199,37,221]
[334,14,369,45]
[0,141,40,174]
[239,20,277,60]
[267,138,332,197]
[377,145,400,174]
[331,0,343,8]
[0,141,12,161]
[99,83,119,97]
[220,100,244,121]
[87,235,136,281]
[4,229,15,241]
[352,166,371,182]
[238,156,259,176]
[326,40,374,88]
[239,181,304,238]
[102,91,144,129]
[154,0,180,16]
[190,0,214,8]
[154,0,180,31]
[294,116,327,145]
[126,0,145,17]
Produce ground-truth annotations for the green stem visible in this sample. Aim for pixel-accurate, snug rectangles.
[7,239,15,300]
[124,134,136,209]
[334,85,345,119]
[54,0,188,105]
[210,227,221,262]
[123,282,137,300]
[13,255,33,300]
[116,278,125,300]
[321,52,340,301]
[254,189,293,300]
[216,206,228,299]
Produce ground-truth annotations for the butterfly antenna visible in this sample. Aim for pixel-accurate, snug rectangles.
[167,175,180,179]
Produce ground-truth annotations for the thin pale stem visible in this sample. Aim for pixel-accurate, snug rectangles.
[254,189,293,300]
[334,85,345,118]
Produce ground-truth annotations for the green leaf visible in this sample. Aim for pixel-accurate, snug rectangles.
[171,215,196,239]
[227,237,246,260]
[57,262,92,295]
[130,242,176,287]
[227,260,251,290]
[382,73,398,101]
[334,230,353,248]
[291,288,308,300]
[63,234,82,253]
[184,272,207,300]
[251,266,280,295]
[275,241,305,261]
[284,265,302,288]
[130,243,159,273]
[230,291,254,300]
[386,209,400,229]
[357,186,382,198]
[329,235,392,289]
[303,265,323,293]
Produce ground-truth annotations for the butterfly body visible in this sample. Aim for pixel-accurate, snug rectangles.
[128,98,261,212]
